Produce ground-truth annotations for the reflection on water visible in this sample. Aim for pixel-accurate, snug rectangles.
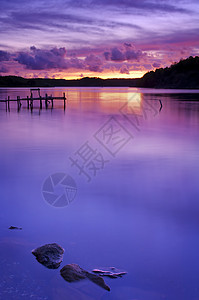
[0,87,199,300]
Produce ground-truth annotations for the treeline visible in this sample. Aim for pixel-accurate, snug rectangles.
[138,56,199,88]
[0,56,199,88]
[0,76,138,87]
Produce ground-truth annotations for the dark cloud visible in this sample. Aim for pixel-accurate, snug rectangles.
[153,62,161,68]
[126,49,143,60]
[15,47,68,70]
[111,48,126,61]
[2,38,197,77]
[85,54,103,72]
[124,42,132,48]
[0,50,10,61]
[120,65,129,74]
[106,47,144,62]
[0,65,9,73]
[69,57,85,69]
[14,46,104,73]
[143,63,153,70]
[11,44,153,74]
[104,51,110,60]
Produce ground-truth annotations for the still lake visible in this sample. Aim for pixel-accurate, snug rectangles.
[0,87,199,300]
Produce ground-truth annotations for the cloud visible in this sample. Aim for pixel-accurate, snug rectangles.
[69,57,85,69]
[85,54,103,72]
[153,62,161,68]
[0,64,9,73]
[111,48,125,61]
[120,65,129,74]
[0,0,191,14]
[69,0,190,13]
[2,40,198,78]
[104,51,110,60]
[126,49,143,61]
[14,46,104,73]
[124,42,132,47]
[0,9,141,40]
[15,46,68,70]
[0,50,10,61]
[105,46,144,62]
[0,0,197,61]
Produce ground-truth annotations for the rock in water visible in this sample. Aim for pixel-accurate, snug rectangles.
[60,264,87,282]
[86,272,111,291]
[60,264,110,291]
[32,243,64,269]
[92,267,127,278]
[9,226,22,230]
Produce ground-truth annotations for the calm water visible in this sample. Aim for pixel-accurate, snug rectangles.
[0,87,199,300]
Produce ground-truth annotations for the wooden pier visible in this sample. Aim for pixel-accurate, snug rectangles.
[0,89,67,112]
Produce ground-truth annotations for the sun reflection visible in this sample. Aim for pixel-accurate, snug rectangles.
[125,92,142,114]
[31,87,144,115]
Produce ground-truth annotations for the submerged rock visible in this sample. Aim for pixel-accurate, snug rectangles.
[60,264,87,282]
[32,243,64,269]
[9,226,22,230]
[86,272,111,291]
[60,264,110,291]
[92,267,127,278]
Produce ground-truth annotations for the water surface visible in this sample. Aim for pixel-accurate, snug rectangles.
[0,87,199,300]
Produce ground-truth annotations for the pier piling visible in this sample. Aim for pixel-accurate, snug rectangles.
[40,95,42,109]
[45,94,48,109]
[63,92,66,110]
[17,96,21,111]
[27,96,29,109]
[7,96,10,111]
[0,90,68,112]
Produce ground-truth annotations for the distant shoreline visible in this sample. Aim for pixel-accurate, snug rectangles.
[0,75,199,89]
[0,76,139,88]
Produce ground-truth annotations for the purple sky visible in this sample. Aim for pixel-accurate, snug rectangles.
[0,0,199,78]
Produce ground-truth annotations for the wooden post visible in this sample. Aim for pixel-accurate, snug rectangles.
[63,92,66,110]
[27,96,29,109]
[159,99,163,112]
[40,95,42,109]
[17,96,20,111]
[5,98,7,112]
[45,93,48,109]
[7,96,10,111]
[30,92,33,109]
[51,95,53,108]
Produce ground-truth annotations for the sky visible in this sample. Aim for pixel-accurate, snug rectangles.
[0,0,199,79]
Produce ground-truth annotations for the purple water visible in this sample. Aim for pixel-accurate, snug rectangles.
[0,87,199,300]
